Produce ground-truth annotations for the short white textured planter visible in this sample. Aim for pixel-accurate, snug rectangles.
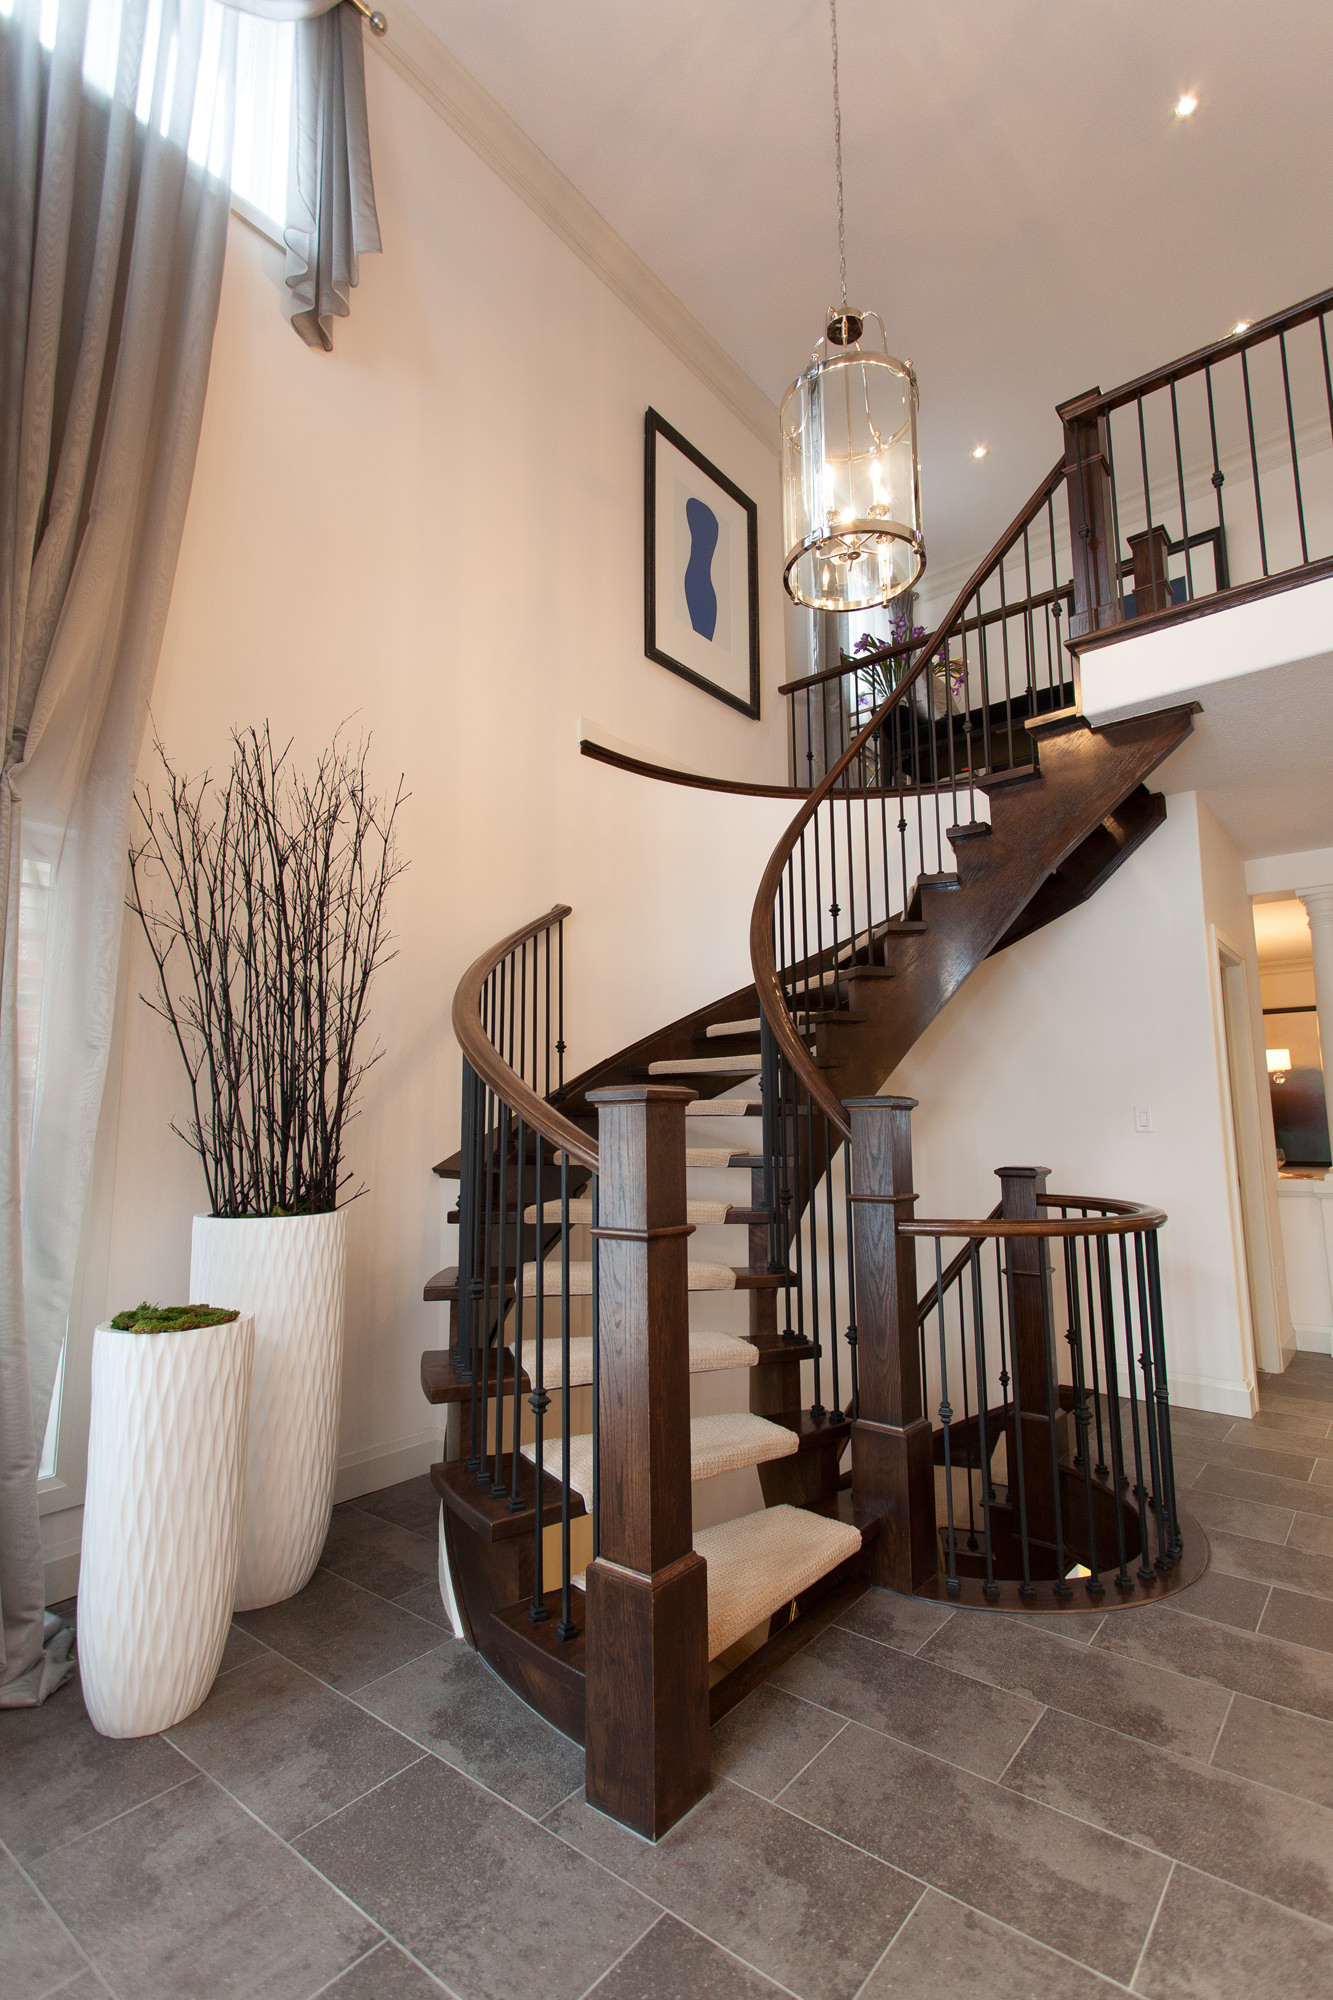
[191,1211,346,1612]
[79,1315,254,1738]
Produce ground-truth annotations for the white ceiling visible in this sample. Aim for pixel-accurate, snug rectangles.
[412,0,1333,572]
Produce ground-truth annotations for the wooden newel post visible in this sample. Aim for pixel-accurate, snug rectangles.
[996,1166,1069,1545]
[583,1085,710,1840]
[1059,397,1123,641]
[846,1096,938,1592]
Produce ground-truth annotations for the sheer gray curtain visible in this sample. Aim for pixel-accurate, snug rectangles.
[225,0,380,348]
[0,0,235,1705]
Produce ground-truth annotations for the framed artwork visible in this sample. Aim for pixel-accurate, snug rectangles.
[644,408,761,720]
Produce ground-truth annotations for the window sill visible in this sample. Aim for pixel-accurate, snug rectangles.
[232,190,284,250]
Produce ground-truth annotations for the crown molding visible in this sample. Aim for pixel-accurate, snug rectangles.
[369,7,779,454]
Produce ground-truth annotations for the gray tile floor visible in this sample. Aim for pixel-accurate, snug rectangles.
[7,1356,1333,2000]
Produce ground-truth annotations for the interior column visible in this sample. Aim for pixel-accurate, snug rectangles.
[1297,885,1333,1160]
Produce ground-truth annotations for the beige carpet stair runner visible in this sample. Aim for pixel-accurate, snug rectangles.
[523,1411,798,1509]
[693,1505,863,1659]
[519,1259,736,1296]
[507,1328,759,1391]
[572,1504,863,1661]
[524,1198,734,1225]
[648,1054,761,1075]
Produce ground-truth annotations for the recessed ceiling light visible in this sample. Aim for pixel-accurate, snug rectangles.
[1175,92,1198,118]
[1231,319,1253,335]
[972,444,988,459]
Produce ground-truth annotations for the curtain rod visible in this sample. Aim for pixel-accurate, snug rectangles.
[345,0,388,35]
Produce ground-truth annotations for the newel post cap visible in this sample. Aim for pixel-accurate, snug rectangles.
[587,1084,698,1105]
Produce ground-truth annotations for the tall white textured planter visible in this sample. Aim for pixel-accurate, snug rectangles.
[191,1211,346,1612]
[79,1315,254,1738]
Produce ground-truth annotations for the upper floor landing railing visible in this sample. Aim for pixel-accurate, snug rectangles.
[1059,283,1333,645]
[785,282,1333,793]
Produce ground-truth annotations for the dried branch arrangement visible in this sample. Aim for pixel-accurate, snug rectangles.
[129,726,407,1218]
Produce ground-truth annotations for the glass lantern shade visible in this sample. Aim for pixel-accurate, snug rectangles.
[781,311,925,613]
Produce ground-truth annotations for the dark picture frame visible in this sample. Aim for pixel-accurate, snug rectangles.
[644,408,761,720]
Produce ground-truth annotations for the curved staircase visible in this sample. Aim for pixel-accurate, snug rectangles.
[416,341,1285,1835]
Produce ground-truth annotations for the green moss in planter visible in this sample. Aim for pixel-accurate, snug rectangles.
[109,1303,240,1334]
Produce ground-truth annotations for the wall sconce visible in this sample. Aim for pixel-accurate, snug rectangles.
[1266,1049,1291,1085]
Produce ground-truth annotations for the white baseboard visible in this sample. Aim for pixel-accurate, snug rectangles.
[1171,1373,1258,1420]
[333,1425,443,1504]
[44,1429,445,1604]
[1292,1322,1333,1355]
[43,1549,83,1605]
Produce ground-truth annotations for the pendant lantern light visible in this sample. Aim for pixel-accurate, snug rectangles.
[781,0,925,612]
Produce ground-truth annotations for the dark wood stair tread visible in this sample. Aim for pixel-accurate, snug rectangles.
[432,1455,586,1541]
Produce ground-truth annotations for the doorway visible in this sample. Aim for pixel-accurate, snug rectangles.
[1216,936,1286,1376]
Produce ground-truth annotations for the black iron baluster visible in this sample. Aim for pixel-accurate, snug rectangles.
[843,793,857,965]
[1145,1231,1180,1560]
[1204,364,1230,590]
[1064,1229,1103,1597]
[823,1114,842,1424]
[778,1052,797,1342]
[1169,380,1195,601]
[477,1075,497,1488]
[557,1150,577,1638]
[556,916,566,1088]
[798,832,812,1029]
[1039,1242,1072,1599]
[1319,312,1333,455]
[805,1086,824,1422]
[1279,329,1310,565]
[969,1242,997,1596]
[508,1115,527,1512]
[1096,1234,1132,1590]
[1103,405,1127,621]
[935,1239,958,1593]
[958,1272,977,1551]
[518,941,528,1087]
[1080,1227,1108,1474]
[844,1136,859,1418]
[1020,524,1038,710]
[1117,1234,1150,1575]
[1134,393,1155,585]
[590,1171,602,1568]
[1133,1232,1169,1571]
[812,810,828,992]
[455,1059,477,1376]
[826,799,841,968]
[1240,343,1269,576]
[529,1130,549,1620]
[997,1237,1033,1597]
[491,1101,512,1497]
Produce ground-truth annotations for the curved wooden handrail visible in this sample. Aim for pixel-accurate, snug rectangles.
[750,454,1069,1135]
[451,903,599,1172]
[901,1196,1166,1240]
[1057,283,1333,422]
[777,580,1073,699]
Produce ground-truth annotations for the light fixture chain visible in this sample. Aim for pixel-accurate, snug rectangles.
[829,0,847,311]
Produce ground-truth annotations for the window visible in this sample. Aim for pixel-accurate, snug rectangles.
[0,0,292,233]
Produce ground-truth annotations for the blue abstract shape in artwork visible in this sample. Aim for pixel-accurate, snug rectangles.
[683,497,719,641]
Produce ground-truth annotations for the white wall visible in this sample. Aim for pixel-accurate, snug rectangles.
[43,43,802,1589]
[886,790,1269,1418]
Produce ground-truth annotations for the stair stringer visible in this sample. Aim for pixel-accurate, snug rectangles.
[810,706,1196,1100]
